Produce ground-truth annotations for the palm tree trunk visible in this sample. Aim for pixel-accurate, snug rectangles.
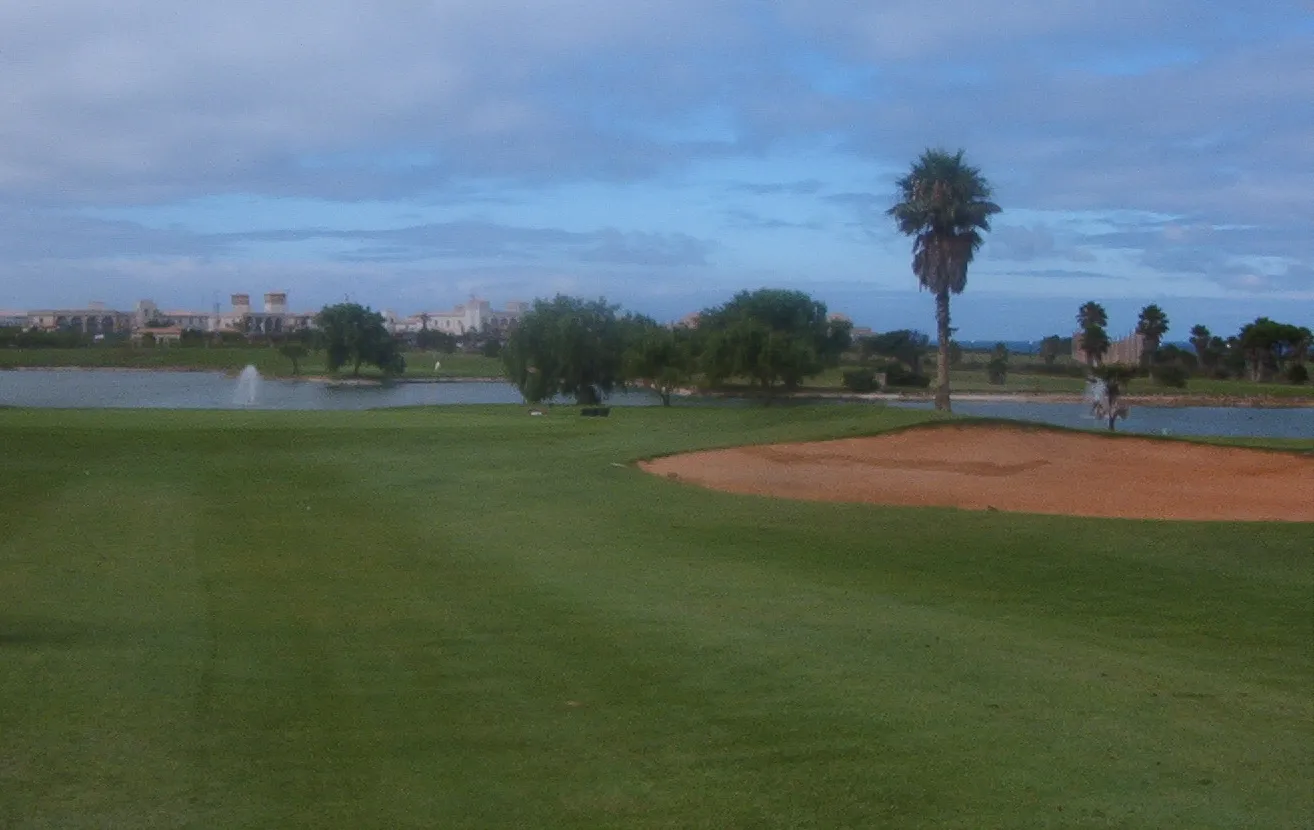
[934,290,952,412]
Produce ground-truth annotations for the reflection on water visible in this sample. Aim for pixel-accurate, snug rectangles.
[0,370,1310,439]
[0,370,654,410]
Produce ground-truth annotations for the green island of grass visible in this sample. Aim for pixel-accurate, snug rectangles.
[1,406,1311,828]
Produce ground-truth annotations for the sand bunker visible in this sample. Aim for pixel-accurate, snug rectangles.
[640,425,1314,522]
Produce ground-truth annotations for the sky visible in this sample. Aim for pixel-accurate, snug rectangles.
[1,0,1311,339]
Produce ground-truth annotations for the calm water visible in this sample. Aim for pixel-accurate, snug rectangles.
[889,399,1312,439]
[0,370,657,410]
[1,370,1310,439]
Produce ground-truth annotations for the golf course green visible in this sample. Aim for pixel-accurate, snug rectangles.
[1,406,1310,828]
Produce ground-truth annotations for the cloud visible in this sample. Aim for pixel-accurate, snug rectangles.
[729,180,824,196]
[722,208,822,231]
[987,226,1057,262]
[1,0,1311,334]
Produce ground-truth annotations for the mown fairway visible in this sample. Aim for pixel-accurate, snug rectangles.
[1,406,1310,828]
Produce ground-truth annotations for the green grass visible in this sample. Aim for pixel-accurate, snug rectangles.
[1,406,1311,828]
[0,347,503,379]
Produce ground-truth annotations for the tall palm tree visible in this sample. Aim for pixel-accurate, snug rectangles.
[888,149,1000,411]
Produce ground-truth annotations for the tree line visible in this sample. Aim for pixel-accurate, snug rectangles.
[1072,302,1310,386]
[501,289,853,405]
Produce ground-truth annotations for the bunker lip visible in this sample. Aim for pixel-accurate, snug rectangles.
[639,424,1314,522]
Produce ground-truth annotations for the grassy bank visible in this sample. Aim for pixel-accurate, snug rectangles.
[0,347,503,379]
[803,364,1313,400]
[1,406,1310,828]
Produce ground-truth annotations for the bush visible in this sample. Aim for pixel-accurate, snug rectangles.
[880,362,930,388]
[841,368,881,392]
[1152,364,1190,388]
[986,357,1008,385]
[1287,363,1309,384]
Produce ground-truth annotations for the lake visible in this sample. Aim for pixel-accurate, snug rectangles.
[1,370,1310,439]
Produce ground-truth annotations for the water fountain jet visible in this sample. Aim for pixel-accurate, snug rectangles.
[234,365,261,406]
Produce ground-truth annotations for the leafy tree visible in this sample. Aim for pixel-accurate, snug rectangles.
[279,343,309,376]
[1135,304,1170,369]
[697,288,851,398]
[986,342,1009,385]
[1237,317,1308,381]
[1090,364,1136,431]
[502,295,626,404]
[1189,325,1212,366]
[888,148,1001,411]
[416,328,458,353]
[1152,344,1197,372]
[622,316,694,406]
[314,303,405,377]
[858,330,931,375]
[478,336,501,359]
[1038,334,1069,366]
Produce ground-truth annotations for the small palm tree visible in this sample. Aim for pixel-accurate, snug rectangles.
[1076,301,1110,367]
[1135,304,1170,369]
[888,149,1001,411]
[1090,364,1136,431]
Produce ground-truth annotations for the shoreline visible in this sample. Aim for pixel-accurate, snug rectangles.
[4,366,1311,408]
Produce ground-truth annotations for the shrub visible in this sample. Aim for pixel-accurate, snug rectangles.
[1287,363,1309,384]
[1152,364,1189,388]
[880,362,930,388]
[986,357,1008,385]
[841,368,881,392]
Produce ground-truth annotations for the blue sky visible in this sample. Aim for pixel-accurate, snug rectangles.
[1,0,1310,338]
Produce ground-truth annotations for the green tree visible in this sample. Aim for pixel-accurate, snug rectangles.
[888,149,1001,412]
[1237,318,1310,381]
[1189,324,1212,366]
[416,328,458,353]
[1240,317,1303,383]
[1135,304,1170,370]
[314,303,404,377]
[1038,334,1069,366]
[986,342,1009,385]
[1076,302,1110,367]
[622,316,694,406]
[502,296,626,404]
[697,288,851,399]
[278,343,309,376]
[858,330,931,376]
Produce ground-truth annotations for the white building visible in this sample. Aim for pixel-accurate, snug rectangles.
[20,292,313,336]
[395,297,528,335]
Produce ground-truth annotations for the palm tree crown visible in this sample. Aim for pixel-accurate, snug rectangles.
[888,149,1001,295]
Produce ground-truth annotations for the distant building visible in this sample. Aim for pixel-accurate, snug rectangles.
[20,292,313,337]
[1073,330,1144,366]
[0,310,30,328]
[214,291,314,335]
[26,301,135,333]
[395,297,527,335]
